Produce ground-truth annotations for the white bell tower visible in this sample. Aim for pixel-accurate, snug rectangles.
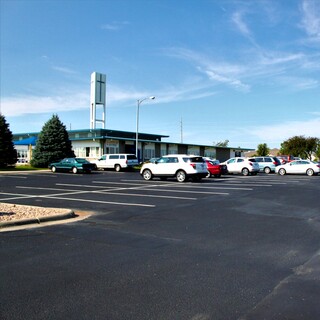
[90,72,106,129]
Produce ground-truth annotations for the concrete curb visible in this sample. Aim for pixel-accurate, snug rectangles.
[0,210,76,229]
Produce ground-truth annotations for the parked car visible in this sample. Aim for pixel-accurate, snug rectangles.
[222,157,260,176]
[277,155,295,164]
[251,156,281,174]
[275,160,320,176]
[140,154,207,182]
[91,153,139,171]
[205,159,228,178]
[49,158,96,174]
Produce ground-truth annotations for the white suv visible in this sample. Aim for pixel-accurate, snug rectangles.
[140,155,207,182]
[222,157,260,176]
[92,154,138,172]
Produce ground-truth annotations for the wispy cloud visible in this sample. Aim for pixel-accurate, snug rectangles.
[247,117,320,144]
[232,11,251,37]
[52,66,77,75]
[101,21,129,31]
[2,92,89,117]
[164,47,250,92]
[301,0,320,42]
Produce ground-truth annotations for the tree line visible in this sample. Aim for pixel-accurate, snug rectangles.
[1,113,320,169]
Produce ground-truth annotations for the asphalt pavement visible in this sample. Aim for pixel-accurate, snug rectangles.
[1,170,319,320]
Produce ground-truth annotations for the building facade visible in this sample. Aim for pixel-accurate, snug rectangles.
[13,128,252,163]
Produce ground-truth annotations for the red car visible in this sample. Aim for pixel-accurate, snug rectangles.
[205,159,228,178]
[277,155,295,164]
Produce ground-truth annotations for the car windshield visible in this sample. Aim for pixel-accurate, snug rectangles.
[183,157,204,163]
[75,158,89,163]
[209,160,220,165]
[127,155,137,160]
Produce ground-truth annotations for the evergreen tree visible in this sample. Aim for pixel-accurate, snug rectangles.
[31,114,75,167]
[0,114,17,168]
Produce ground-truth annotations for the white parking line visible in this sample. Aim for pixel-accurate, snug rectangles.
[17,185,198,201]
[92,181,230,195]
[3,189,155,208]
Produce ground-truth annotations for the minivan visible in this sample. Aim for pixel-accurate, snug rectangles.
[252,156,281,174]
[92,154,139,171]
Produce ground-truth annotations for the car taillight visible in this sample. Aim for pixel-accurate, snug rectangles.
[190,163,196,169]
[249,162,253,166]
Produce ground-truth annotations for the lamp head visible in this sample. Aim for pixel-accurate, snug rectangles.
[149,96,156,100]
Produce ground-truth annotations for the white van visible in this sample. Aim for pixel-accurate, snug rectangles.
[92,154,139,172]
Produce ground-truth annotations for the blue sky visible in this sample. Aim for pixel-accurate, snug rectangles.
[1,0,319,149]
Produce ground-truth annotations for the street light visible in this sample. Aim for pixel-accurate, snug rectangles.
[136,96,156,160]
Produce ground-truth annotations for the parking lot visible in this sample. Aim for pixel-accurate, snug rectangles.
[1,171,320,319]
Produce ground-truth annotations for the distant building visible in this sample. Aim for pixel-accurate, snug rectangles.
[13,128,253,163]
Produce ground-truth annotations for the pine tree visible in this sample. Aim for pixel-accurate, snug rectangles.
[31,114,75,167]
[0,114,17,168]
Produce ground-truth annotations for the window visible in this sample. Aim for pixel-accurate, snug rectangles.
[265,158,272,162]
[109,155,119,159]
[255,157,264,162]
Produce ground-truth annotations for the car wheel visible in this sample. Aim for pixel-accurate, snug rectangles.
[306,168,314,176]
[242,168,249,176]
[51,166,56,173]
[264,167,271,174]
[176,170,186,182]
[206,171,211,178]
[278,168,286,176]
[115,164,121,172]
[142,169,153,181]
[72,167,78,174]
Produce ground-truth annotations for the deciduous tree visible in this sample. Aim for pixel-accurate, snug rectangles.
[280,135,319,160]
[257,143,270,156]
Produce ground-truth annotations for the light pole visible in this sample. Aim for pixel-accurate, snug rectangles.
[136,96,155,160]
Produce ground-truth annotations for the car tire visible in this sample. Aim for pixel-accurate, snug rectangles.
[206,171,211,178]
[142,169,153,181]
[278,168,286,176]
[115,164,121,172]
[264,167,271,174]
[242,168,249,176]
[51,166,56,173]
[72,167,78,174]
[176,170,187,182]
[306,168,314,176]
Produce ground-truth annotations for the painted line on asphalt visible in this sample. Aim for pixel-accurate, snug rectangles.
[18,185,198,201]
[5,188,156,208]
[41,195,156,207]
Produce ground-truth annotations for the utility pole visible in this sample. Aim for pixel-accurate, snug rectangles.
[180,117,183,144]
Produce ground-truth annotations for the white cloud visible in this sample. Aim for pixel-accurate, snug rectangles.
[1,92,89,117]
[247,117,320,144]
[101,21,129,31]
[301,0,320,41]
[232,11,251,37]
